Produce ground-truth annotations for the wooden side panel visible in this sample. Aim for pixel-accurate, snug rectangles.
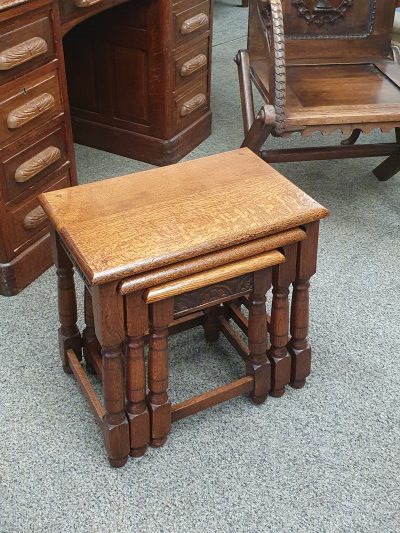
[63,0,163,137]
[280,0,397,63]
[112,46,149,124]
[63,33,99,112]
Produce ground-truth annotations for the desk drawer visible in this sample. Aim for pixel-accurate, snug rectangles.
[174,1,210,47]
[7,172,71,254]
[174,75,209,132]
[0,70,63,144]
[174,37,209,89]
[59,0,119,29]
[2,126,68,202]
[60,0,106,18]
[0,12,55,84]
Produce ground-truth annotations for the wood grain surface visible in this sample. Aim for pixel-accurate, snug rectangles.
[40,148,328,285]
[119,228,306,294]
[144,250,284,303]
[0,0,28,12]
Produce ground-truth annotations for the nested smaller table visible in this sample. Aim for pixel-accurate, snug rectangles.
[40,148,328,467]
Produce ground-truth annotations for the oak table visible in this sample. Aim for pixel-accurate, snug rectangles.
[0,0,213,295]
[40,148,328,467]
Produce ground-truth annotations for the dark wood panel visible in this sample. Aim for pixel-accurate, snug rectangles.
[112,46,149,124]
[284,0,376,39]
[282,0,397,62]
[63,33,99,112]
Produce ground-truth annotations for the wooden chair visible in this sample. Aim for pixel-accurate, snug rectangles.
[236,0,400,180]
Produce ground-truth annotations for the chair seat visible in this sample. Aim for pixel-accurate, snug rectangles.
[251,60,400,134]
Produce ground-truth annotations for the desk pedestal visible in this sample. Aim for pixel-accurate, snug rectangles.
[63,0,213,165]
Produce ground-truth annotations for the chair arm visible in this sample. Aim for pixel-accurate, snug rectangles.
[257,0,286,134]
[391,42,400,64]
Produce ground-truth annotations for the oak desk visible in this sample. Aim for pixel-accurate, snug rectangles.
[0,0,212,295]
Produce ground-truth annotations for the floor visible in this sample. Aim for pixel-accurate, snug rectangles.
[1,2,400,532]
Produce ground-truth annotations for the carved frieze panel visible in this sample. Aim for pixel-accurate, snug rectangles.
[292,1,353,27]
[173,274,253,318]
[286,0,377,39]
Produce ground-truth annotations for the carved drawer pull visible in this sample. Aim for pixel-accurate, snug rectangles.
[180,54,208,77]
[15,146,61,183]
[75,0,103,7]
[180,93,207,117]
[0,37,48,71]
[181,13,209,35]
[23,205,47,230]
[7,93,55,130]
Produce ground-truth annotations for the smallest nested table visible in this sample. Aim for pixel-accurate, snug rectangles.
[40,148,328,467]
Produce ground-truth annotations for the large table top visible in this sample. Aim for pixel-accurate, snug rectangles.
[40,148,328,285]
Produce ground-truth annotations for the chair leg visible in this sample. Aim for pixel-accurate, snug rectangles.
[341,129,361,146]
[373,129,400,181]
[391,43,400,65]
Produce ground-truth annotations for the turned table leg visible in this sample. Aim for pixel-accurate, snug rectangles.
[289,222,320,389]
[82,287,99,375]
[92,284,130,467]
[52,230,82,374]
[247,268,271,404]
[268,244,297,397]
[125,292,150,457]
[203,305,221,341]
[148,298,174,447]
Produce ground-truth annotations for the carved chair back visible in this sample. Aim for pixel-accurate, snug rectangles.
[283,0,397,63]
[239,0,400,180]
[247,0,399,134]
